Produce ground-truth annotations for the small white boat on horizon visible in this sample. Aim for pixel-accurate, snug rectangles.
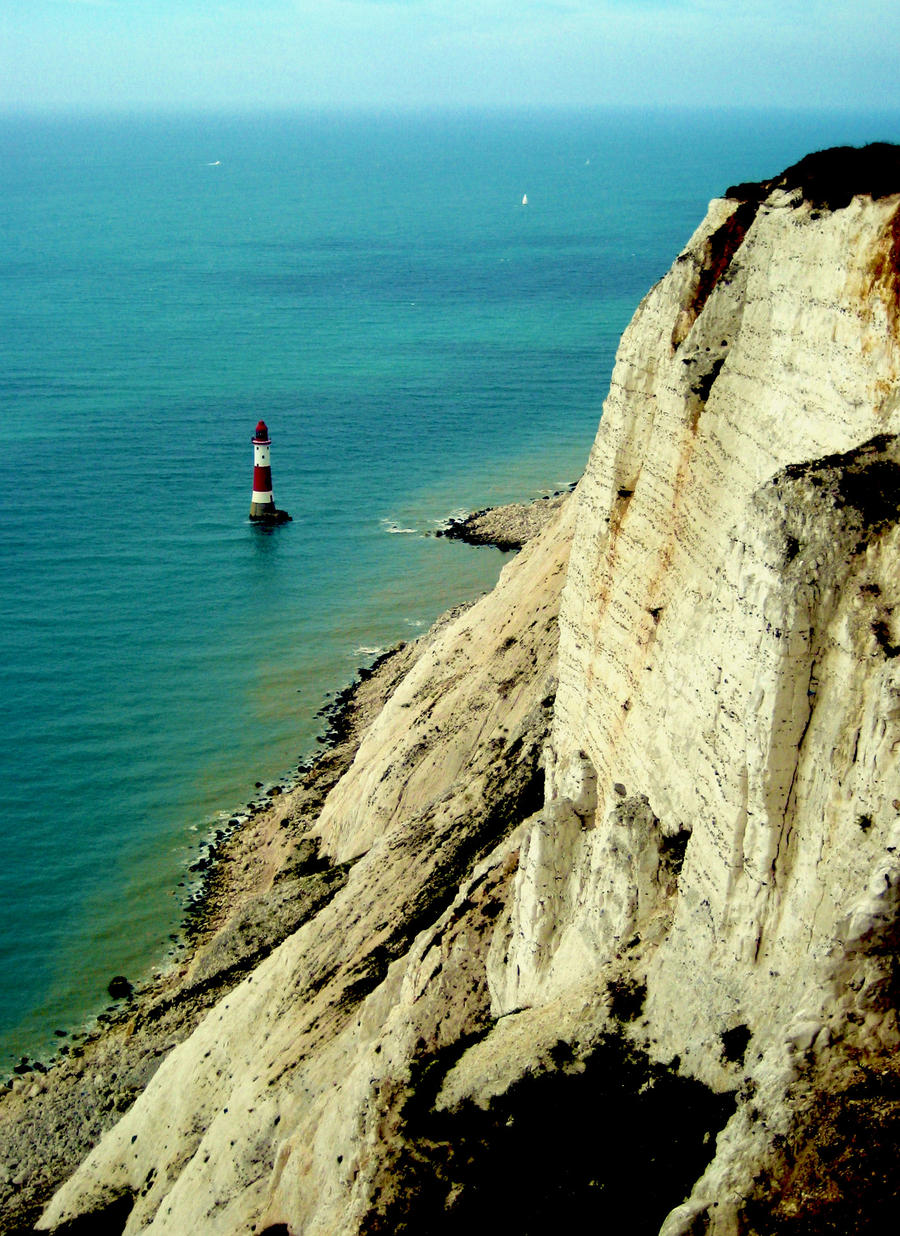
[522,193,528,205]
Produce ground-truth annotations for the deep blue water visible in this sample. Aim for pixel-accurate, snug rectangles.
[2,107,898,1073]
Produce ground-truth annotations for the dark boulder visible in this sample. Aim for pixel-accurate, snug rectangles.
[107,975,133,1001]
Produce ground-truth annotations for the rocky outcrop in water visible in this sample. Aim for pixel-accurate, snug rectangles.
[435,490,571,551]
[12,145,900,1235]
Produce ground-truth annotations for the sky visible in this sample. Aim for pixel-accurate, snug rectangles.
[1,0,899,114]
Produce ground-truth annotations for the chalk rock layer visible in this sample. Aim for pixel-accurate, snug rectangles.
[37,149,900,1235]
[38,495,573,1235]
[502,159,900,1229]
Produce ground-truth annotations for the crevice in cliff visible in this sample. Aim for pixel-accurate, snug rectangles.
[766,656,819,905]
[687,354,726,404]
[683,351,728,432]
[672,200,758,349]
[358,1034,735,1236]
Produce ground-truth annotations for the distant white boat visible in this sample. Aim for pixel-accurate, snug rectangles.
[207,160,221,166]
[522,193,528,205]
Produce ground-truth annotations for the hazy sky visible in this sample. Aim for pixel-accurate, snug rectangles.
[2,0,899,113]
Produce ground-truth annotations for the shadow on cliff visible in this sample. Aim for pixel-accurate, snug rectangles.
[740,1056,900,1236]
[358,1033,735,1236]
[11,1193,133,1236]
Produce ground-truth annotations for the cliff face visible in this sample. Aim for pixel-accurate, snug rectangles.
[37,149,900,1235]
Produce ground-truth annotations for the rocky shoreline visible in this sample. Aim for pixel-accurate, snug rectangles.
[0,492,563,1235]
[0,637,421,1234]
[434,487,573,551]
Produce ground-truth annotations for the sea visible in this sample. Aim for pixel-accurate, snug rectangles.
[2,106,899,1075]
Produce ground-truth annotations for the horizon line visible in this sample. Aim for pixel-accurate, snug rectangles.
[4,101,900,121]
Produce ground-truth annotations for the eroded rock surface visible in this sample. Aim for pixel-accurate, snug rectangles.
[7,146,900,1235]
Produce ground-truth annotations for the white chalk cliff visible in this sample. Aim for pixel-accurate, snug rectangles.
[39,147,900,1234]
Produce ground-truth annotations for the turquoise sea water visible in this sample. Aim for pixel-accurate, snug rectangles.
[2,107,899,1074]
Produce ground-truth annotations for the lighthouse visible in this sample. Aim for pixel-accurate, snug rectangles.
[249,420,291,523]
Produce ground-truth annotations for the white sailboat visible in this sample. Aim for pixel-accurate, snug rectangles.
[522,193,528,205]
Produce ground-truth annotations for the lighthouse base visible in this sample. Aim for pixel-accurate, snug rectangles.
[249,507,292,524]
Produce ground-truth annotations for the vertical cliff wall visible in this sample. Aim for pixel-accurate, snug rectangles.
[500,146,900,1231]
[33,147,900,1236]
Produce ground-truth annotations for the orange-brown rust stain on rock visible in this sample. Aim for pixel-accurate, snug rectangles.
[586,482,637,631]
[865,199,900,335]
[672,200,759,350]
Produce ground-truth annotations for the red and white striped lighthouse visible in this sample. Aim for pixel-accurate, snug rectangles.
[249,420,291,523]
